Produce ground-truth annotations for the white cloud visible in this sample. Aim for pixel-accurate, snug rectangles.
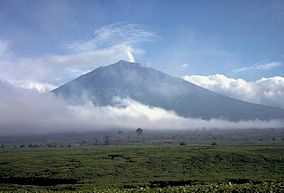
[0,40,9,57]
[0,82,283,136]
[10,80,56,93]
[181,63,188,68]
[68,23,155,52]
[234,62,282,73]
[0,23,155,89]
[67,23,155,64]
[183,74,284,108]
[256,62,282,70]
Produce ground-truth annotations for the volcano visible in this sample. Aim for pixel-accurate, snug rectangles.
[52,60,284,121]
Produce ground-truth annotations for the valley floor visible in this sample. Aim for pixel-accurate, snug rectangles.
[0,145,283,192]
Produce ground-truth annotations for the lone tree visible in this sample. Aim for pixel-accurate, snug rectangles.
[136,128,143,136]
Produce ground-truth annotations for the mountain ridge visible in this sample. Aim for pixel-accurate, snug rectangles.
[52,60,284,121]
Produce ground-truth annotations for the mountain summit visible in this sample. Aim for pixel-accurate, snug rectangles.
[52,60,284,121]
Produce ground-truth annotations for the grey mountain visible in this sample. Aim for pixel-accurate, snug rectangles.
[52,60,284,121]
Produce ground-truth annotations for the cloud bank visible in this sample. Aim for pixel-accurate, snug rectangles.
[184,74,284,108]
[0,81,283,136]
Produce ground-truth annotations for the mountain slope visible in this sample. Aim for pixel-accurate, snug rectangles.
[52,60,284,121]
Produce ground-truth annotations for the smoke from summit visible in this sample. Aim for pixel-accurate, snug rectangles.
[126,46,135,63]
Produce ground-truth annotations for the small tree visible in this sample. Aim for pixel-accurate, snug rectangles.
[136,128,143,136]
[179,142,186,146]
[211,142,217,146]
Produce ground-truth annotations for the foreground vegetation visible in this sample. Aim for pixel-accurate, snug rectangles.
[0,145,283,192]
[0,182,284,193]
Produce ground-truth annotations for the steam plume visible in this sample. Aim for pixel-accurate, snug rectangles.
[126,46,135,63]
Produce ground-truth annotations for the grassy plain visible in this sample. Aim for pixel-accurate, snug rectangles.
[0,145,283,192]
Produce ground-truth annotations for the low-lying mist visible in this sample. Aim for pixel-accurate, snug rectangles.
[0,81,283,136]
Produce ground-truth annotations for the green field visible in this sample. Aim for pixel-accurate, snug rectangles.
[0,145,283,192]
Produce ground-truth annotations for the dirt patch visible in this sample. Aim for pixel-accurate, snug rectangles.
[0,176,78,186]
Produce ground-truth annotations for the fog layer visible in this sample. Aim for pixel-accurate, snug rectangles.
[0,81,283,136]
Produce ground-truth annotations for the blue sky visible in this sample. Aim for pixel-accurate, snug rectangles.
[0,0,283,85]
